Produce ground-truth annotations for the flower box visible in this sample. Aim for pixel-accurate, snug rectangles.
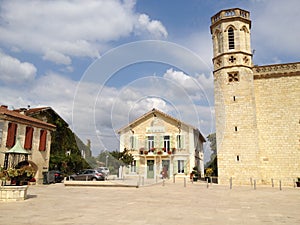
[0,185,28,202]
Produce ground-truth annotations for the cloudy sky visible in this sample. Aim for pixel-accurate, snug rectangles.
[0,0,299,159]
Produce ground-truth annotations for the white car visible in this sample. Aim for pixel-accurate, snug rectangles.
[97,167,109,177]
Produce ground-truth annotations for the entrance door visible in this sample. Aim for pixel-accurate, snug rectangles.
[162,160,170,178]
[147,160,155,179]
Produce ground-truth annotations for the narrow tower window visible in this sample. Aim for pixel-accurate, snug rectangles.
[228,27,235,49]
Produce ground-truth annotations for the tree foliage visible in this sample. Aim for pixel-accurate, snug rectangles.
[110,149,134,166]
[205,133,218,176]
[29,109,89,174]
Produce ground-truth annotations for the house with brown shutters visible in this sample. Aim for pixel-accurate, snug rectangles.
[118,108,205,180]
[0,105,56,184]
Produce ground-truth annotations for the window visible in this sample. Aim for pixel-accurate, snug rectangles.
[6,122,17,148]
[130,136,137,149]
[177,160,185,174]
[228,27,235,49]
[147,136,154,150]
[24,127,34,150]
[228,72,239,83]
[131,160,136,173]
[39,129,47,151]
[163,135,170,152]
[176,135,184,149]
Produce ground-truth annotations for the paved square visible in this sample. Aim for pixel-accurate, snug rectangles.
[0,181,299,225]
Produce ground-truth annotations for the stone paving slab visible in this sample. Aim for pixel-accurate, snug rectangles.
[0,180,299,225]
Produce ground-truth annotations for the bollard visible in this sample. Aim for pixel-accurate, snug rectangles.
[173,175,175,183]
[271,178,274,188]
[142,176,144,186]
[210,177,213,186]
[293,179,296,188]
[162,179,165,186]
[206,179,209,189]
[250,177,253,187]
[254,179,256,190]
[230,177,232,189]
[279,180,282,191]
[86,176,88,181]
[184,177,186,187]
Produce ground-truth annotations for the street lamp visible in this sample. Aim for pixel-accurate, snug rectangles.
[105,155,109,167]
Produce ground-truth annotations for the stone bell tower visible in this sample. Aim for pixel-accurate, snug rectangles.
[210,8,259,185]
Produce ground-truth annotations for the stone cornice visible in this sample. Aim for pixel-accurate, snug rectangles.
[253,62,300,79]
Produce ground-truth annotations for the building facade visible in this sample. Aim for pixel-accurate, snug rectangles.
[118,109,205,179]
[0,105,56,184]
[210,8,300,185]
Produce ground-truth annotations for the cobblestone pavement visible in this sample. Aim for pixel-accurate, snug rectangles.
[0,180,299,225]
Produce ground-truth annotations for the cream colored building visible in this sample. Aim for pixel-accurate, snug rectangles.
[0,105,56,184]
[210,8,300,185]
[118,108,205,180]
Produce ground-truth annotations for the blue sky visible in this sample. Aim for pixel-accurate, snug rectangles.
[0,0,299,158]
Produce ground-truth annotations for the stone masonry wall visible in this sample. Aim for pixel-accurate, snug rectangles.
[254,69,300,186]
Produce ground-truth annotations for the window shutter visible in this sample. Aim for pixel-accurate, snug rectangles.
[6,123,17,148]
[39,130,47,151]
[181,135,185,149]
[24,127,34,150]
[130,136,134,149]
[173,160,178,174]
[184,160,187,174]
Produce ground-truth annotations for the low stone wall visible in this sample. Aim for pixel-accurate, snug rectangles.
[0,185,28,202]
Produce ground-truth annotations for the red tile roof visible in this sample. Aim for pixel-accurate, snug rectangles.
[0,105,55,130]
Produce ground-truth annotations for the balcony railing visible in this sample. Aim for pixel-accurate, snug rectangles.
[138,147,177,156]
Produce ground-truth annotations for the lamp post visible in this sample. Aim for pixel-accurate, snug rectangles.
[105,155,108,167]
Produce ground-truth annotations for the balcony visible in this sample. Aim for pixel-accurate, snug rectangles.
[138,148,176,156]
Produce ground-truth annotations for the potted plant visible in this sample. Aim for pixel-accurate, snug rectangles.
[296,178,300,187]
[157,150,163,155]
[205,168,213,182]
[0,165,36,186]
[191,166,199,181]
[144,150,148,155]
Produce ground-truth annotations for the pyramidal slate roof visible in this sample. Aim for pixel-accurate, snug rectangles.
[2,138,30,155]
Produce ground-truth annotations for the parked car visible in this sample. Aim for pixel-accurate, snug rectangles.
[44,170,64,184]
[97,167,110,177]
[53,171,64,183]
[69,169,105,181]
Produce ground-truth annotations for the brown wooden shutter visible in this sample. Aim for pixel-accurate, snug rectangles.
[39,130,47,151]
[24,127,34,150]
[6,123,17,147]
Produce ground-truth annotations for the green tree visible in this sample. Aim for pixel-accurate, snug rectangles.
[205,133,218,176]
[28,108,89,174]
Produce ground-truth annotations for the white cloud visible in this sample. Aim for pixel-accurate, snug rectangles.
[0,0,167,65]
[0,51,37,84]
[43,50,72,65]
[136,14,168,38]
